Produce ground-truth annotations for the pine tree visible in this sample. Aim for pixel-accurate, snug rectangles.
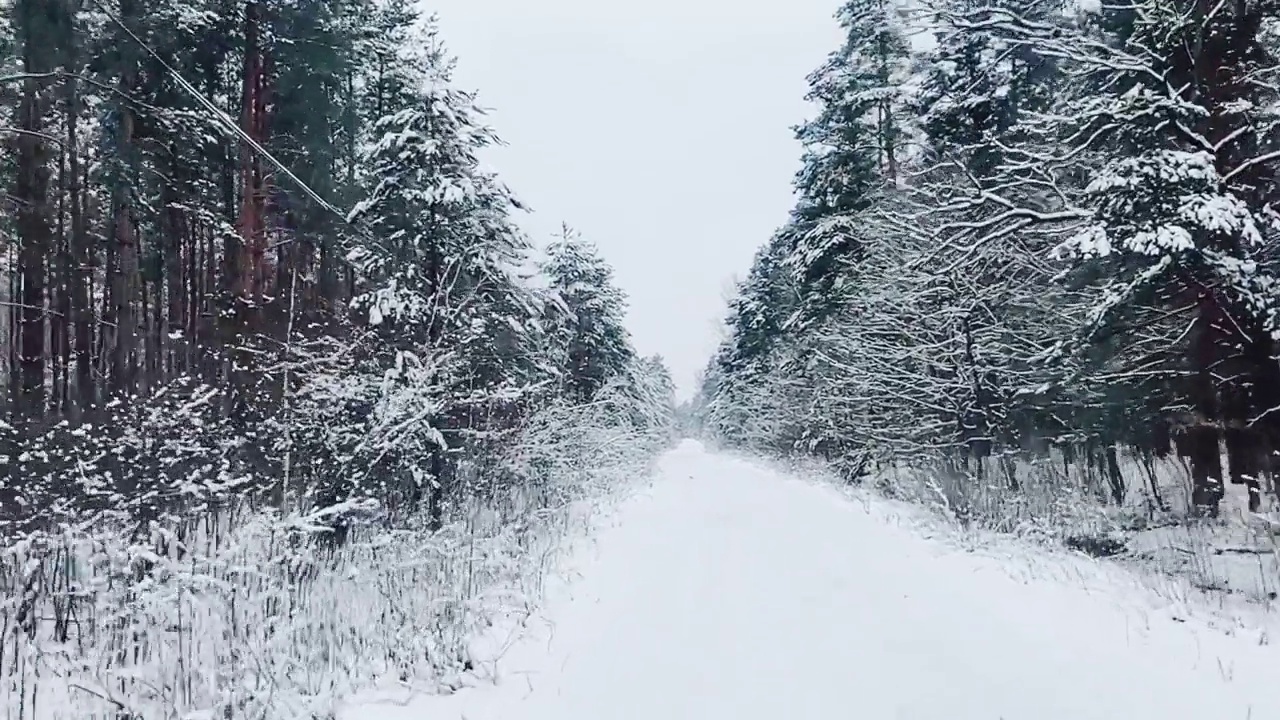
[345,21,497,338]
[1045,0,1280,513]
[883,0,1075,464]
[617,354,677,446]
[917,0,1061,175]
[542,227,635,404]
[341,14,543,522]
[785,0,913,328]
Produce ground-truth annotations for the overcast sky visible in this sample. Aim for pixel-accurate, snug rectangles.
[422,0,845,398]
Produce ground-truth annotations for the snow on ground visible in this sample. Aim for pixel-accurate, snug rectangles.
[340,440,1280,720]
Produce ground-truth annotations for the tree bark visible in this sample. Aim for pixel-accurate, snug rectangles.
[14,0,57,421]
[163,157,186,378]
[238,1,266,304]
[69,95,92,412]
[110,1,140,396]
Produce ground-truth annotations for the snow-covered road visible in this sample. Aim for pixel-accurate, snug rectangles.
[348,440,1280,719]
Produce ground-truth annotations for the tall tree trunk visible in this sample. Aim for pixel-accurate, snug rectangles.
[163,162,186,378]
[14,0,57,422]
[53,144,67,413]
[111,1,140,396]
[1186,290,1228,516]
[5,245,14,412]
[225,0,269,422]
[68,89,93,413]
[6,246,15,412]
[110,143,138,395]
[1104,444,1126,506]
[238,0,267,304]
[186,218,199,371]
[100,216,116,385]
[146,272,161,393]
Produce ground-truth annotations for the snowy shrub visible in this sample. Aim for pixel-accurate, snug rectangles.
[0,374,672,720]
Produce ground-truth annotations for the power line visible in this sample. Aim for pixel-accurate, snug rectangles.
[88,0,357,228]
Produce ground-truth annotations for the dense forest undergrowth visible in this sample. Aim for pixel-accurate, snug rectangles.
[693,0,1280,604]
[0,1,675,717]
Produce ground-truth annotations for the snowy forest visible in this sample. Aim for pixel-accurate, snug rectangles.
[695,0,1280,564]
[11,0,1280,714]
[0,0,675,717]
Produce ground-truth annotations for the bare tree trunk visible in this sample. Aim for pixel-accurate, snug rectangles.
[227,0,268,423]
[68,87,93,413]
[53,144,67,413]
[164,167,186,378]
[100,219,116,386]
[1185,425,1224,516]
[1104,444,1125,506]
[111,3,139,397]
[1186,288,1227,516]
[238,1,266,304]
[6,247,16,414]
[14,0,55,422]
[1224,427,1262,512]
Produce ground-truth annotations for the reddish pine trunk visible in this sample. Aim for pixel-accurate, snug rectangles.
[238,1,268,305]
[110,2,140,397]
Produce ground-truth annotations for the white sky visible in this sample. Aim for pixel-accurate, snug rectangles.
[422,0,845,399]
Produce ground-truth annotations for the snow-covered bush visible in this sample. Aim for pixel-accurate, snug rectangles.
[0,360,673,719]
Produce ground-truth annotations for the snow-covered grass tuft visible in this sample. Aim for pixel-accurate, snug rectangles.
[874,452,1280,606]
[0,390,670,720]
[739,444,1280,632]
